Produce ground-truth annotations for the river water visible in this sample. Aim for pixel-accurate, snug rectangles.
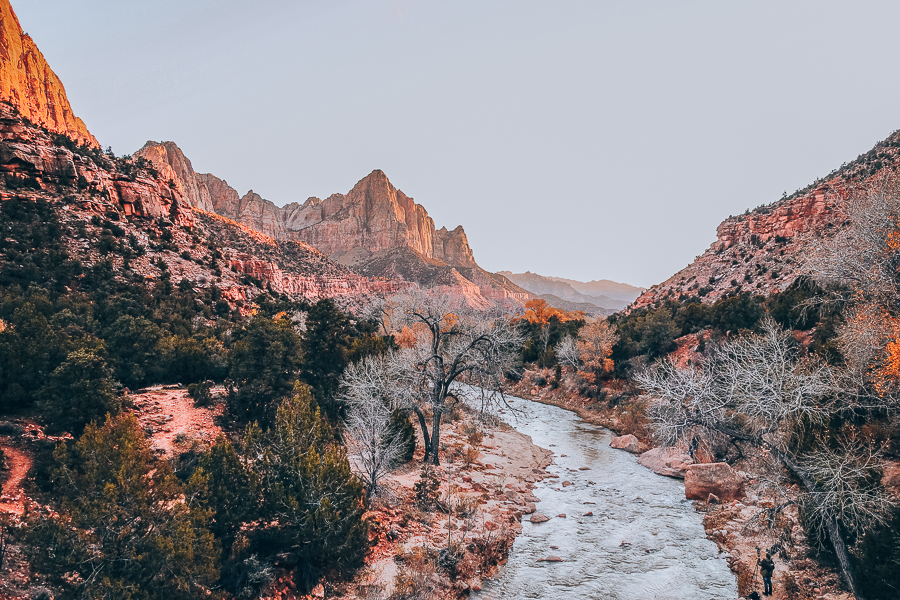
[470,395,738,600]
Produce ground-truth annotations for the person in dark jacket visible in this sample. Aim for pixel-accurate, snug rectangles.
[758,552,775,596]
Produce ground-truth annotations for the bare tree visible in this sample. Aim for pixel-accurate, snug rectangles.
[343,389,405,501]
[388,290,524,464]
[555,335,579,369]
[635,319,893,599]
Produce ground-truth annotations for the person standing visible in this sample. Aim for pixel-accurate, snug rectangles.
[758,552,776,596]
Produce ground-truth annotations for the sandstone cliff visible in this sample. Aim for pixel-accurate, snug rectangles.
[135,141,530,307]
[632,130,900,309]
[0,0,97,147]
[0,105,408,310]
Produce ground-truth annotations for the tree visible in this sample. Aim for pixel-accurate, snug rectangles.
[555,334,580,369]
[25,413,220,599]
[39,349,120,434]
[577,319,619,380]
[242,384,369,589]
[343,384,407,501]
[301,299,354,421]
[190,436,256,550]
[227,314,303,423]
[103,314,162,388]
[388,291,523,464]
[635,319,893,599]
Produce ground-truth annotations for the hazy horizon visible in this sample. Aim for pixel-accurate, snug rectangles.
[16,1,900,287]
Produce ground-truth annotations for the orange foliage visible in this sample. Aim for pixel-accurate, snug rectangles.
[872,313,900,395]
[395,326,418,349]
[521,299,583,325]
[577,319,618,382]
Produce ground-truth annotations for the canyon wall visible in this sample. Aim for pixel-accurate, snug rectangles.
[0,0,97,147]
[632,130,900,310]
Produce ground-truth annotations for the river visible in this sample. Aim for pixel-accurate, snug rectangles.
[470,394,738,600]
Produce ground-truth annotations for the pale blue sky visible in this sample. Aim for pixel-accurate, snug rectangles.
[16,1,900,287]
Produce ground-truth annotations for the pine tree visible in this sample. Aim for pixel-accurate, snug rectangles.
[243,384,370,590]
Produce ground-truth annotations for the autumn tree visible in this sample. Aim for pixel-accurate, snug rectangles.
[575,318,619,396]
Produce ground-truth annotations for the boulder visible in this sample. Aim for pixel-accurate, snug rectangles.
[538,555,563,562]
[530,513,550,523]
[610,434,642,453]
[638,447,694,478]
[684,463,744,502]
[522,502,537,514]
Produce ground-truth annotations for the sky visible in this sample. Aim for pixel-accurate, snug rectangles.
[15,1,900,288]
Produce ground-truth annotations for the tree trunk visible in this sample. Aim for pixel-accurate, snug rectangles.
[776,450,865,600]
[429,407,442,465]
[412,407,431,462]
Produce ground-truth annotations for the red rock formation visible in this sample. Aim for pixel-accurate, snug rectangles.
[0,0,97,147]
[135,141,214,212]
[632,130,900,310]
[136,142,530,307]
[684,462,745,502]
[0,105,193,227]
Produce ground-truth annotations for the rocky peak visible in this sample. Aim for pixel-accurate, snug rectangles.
[0,0,97,147]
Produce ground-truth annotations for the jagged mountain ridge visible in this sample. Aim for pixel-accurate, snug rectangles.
[497,270,643,311]
[0,0,97,147]
[0,103,407,311]
[632,128,900,310]
[136,141,531,307]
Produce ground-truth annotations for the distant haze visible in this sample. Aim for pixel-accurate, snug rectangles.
[17,1,900,287]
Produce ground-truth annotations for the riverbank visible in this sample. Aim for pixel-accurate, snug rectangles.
[510,368,856,600]
[337,407,554,599]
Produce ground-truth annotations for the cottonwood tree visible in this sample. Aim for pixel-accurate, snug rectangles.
[341,356,409,499]
[635,319,893,600]
[555,335,580,369]
[807,175,900,400]
[346,291,522,465]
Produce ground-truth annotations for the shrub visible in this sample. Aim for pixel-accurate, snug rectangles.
[242,386,370,590]
[187,380,214,406]
[39,349,120,434]
[414,464,442,510]
[384,409,416,463]
[25,413,220,599]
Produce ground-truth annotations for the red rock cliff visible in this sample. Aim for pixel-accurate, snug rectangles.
[632,130,900,310]
[0,0,97,147]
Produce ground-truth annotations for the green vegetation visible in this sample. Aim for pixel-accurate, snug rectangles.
[26,413,221,599]
[0,196,385,596]
[608,277,843,376]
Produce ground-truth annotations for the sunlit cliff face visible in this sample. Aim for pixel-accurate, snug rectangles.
[0,0,97,147]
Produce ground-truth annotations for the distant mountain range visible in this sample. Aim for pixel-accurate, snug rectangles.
[496,271,645,312]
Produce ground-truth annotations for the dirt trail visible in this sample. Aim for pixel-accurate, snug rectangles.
[0,444,32,516]
[129,387,224,457]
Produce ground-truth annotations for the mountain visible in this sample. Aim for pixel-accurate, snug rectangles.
[631,129,900,310]
[0,103,405,311]
[136,141,530,308]
[0,0,97,147]
[543,276,645,304]
[497,271,643,311]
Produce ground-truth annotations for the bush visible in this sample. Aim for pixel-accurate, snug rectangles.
[25,413,220,599]
[187,380,214,406]
[39,349,120,434]
[414,464,442,510]
[384,409,416,463]
[242,386,370,591]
